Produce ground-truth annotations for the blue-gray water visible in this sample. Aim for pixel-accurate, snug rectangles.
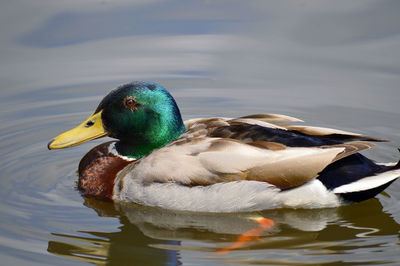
[0,1,399,265]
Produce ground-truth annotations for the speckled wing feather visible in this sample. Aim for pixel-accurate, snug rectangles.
[239,113,304,123]
[118,116,376,190]
[184,114,385,144]
[283,125,387,142]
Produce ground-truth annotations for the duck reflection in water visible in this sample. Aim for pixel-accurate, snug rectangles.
[47,196,399,264]
[47,198,181,265]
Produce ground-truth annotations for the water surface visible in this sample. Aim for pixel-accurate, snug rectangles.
[0,1,399,265]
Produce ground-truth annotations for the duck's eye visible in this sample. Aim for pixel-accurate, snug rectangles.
[124,97,136,109]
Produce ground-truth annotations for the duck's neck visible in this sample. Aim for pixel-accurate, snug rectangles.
[115,119,185,159]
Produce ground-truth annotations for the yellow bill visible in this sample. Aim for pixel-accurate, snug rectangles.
[48,111,109,149]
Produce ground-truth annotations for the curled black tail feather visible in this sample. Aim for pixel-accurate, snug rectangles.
[395,148,400,168]
[338,180,395,203]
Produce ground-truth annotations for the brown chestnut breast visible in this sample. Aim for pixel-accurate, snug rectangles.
[78,141,134,199]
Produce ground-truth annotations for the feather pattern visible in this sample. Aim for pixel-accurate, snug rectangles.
[113,114,391,210]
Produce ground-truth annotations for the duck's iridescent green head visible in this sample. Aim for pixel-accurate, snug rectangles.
[48,82,186,158]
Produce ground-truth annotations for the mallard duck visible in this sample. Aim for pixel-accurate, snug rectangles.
[48,81,400,212]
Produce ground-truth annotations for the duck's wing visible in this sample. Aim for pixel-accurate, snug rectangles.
[281,125,387,142]
[184,115,386,143]
[183,113,302,131]
[120,117,376,190]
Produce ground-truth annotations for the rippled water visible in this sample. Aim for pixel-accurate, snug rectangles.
[1,1,399,265]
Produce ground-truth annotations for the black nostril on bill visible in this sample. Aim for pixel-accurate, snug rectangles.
[85,120,95,128]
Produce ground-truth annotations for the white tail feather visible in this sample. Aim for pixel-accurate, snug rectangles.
[332,167,400,194]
